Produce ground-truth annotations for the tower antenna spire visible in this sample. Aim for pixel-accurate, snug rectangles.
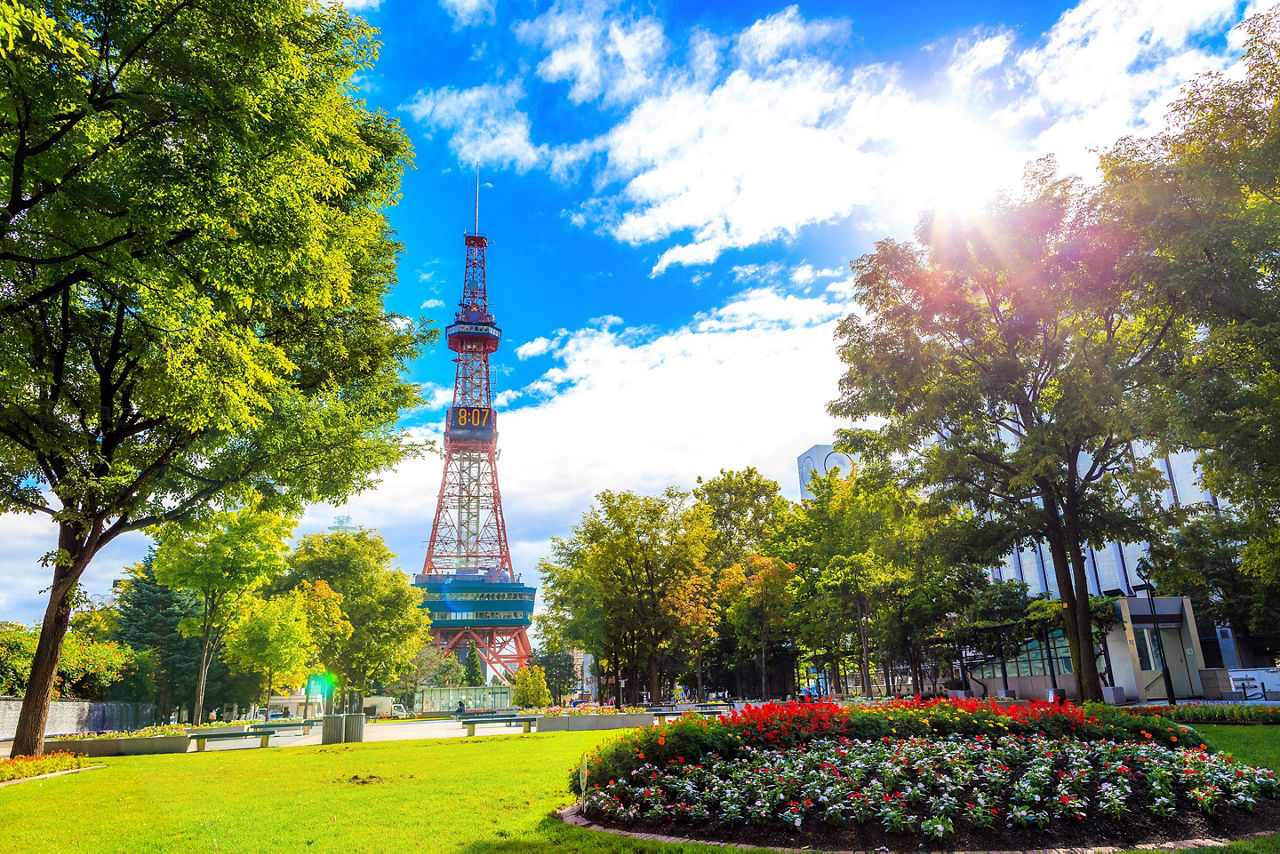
[474,163,480,235]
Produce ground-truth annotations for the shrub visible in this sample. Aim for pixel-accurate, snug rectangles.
[1121,704,1280,725]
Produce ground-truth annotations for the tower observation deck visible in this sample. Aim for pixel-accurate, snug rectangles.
[415,225,534,683]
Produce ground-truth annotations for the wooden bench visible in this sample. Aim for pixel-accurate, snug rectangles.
[463,716,537,737]
[453,712,516,722]
[652,710,689,723]
[190,729,276,751]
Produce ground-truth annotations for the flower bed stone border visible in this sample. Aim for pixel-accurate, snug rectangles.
[537,713,655,732]
[555,803,1276,852]
[0,765,106,789]
[41,735,190,757]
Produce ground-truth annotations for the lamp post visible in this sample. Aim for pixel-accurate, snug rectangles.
[1134,567,1177,706]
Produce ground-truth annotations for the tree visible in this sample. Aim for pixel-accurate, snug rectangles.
[1102,9,1280,584]
[721,555,795,701]
[511,664,552,708]
[113,555,203,717]
[830,162,1187,702]
[537,489,711,705]
[390,643,465,698]
[463,650,485,687]
[285,530,431,707]
[292,580,351,716]
[152,508,293,724]
[221,591,313,718]
[0,0,432,755]
[661,571,719,702]
[694,468,789,568]
[528,647,577,703]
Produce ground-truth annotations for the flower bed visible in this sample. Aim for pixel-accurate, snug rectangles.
[569,699,1280,849]
[0,751,90,783]
[539,704,649,716]
[574,699,1195,789]
[580,733,1279,846]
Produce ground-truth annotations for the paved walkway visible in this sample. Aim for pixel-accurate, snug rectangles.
[199,717,529,751]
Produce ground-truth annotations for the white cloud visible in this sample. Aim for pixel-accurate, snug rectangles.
[412,1,1252,273]
[341,0,382,10]
[516,0,668,105]
[401,81,545,172]
[515,336,559,359]
[790,263,845,285]
[946,30,1015,90]
[420,299,445,309]
[296,285,857,562]
[731,5,850,67]
[439,0,494,27]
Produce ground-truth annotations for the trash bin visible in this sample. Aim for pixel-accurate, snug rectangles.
[322,714,345,745]
[343,712,365,743]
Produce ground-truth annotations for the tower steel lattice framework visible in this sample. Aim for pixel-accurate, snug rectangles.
[417,226,533,682]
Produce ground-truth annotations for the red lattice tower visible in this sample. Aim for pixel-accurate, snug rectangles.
[417,226,532,681]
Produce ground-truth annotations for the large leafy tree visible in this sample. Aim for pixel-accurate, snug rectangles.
[539,489,711,705]
[152,508,294,724]
[221,590,313,717]
[284,530,430,706]
[721,555,795,701]
[0,0,431,755]
[830,163,1187,702]
[693,468,789,568]
[1102,8,1280,584]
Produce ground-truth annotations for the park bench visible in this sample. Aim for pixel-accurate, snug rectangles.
[462,715,537,737]
[189,729,276,752]
[249,720,314,736]
[452,711,516,722]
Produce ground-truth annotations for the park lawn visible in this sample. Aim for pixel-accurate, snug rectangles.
[0,731,760,853]
[1,724,1276,853]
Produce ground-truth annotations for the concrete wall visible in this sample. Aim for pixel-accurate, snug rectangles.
[0,697,156,739]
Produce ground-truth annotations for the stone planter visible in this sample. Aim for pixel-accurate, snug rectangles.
[536,715,567,732]
[44,735,190,756]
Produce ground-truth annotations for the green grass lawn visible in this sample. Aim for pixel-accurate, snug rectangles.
[1,725,1276,853]
[0,731,753,853]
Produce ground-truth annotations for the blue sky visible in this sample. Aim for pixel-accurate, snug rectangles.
[0,0,1262,625]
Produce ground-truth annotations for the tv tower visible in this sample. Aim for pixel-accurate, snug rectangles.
[415,177,534,683]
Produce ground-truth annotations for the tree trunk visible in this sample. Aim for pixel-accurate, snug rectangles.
[1038,485,1093,699]
[647,654,659,705]
[856,597,873,696]
[694,649,704,702]
[11,526,96,757]
[1064,509,1104,701]
[193,621,214,725]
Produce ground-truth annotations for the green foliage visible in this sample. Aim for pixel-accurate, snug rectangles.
[529,648,577,701]
[538,488,712,704]
[693,467,788,568]
[0,622,129,699]
[1122,705,1280,725]
[285,530,430,697]
[511,665,552,708]
[152,507,295,721]
[830,161,1189,701]
[463,650,485,687]
[0,0,433,753]
[221,591,314,697]
[1101,10,1280,590]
